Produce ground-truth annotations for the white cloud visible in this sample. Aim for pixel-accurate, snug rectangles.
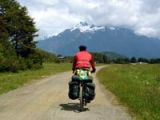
[17,0,160,39]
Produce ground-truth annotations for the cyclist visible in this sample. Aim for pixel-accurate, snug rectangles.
[72,45,96,73]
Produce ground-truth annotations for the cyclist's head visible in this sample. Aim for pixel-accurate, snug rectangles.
[79,45,87,51]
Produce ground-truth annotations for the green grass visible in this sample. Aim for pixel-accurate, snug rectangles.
[0,63,71,95]
[97,64,160,120]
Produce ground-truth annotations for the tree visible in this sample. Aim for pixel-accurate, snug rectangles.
[0,0,41,72]
[150,58,160,64]
[137,58,149,63]
[130,57,137,63]
[0,0,37,57]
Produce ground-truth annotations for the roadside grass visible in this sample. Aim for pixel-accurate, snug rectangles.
[0,63,71,95]
[97,64,160,120]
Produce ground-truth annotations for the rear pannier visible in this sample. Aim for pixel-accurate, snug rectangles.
[83,83,95,101]
[68,81,80,100]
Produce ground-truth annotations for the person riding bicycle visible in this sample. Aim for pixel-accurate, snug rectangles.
[70,45,96,104]
[72,45,96,73]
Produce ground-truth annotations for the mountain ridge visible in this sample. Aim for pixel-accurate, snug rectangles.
[37,23,160,58]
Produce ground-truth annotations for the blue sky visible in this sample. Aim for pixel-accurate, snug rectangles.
[17,0,160,39]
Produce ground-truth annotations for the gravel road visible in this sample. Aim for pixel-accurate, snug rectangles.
[0,67,133,120]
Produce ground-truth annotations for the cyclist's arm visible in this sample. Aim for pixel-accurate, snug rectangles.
[72,56,77,71]
[90,56,96,72]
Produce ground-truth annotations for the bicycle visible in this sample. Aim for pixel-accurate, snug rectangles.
[75,69,93,111]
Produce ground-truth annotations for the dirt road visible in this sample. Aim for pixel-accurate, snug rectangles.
[0,67,132,120]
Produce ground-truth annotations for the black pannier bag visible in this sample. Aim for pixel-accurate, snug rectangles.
[68,81,80,100]
[83,83,95,101]
[72,75,80,81]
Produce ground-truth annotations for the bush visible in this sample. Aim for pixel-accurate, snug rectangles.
[0,43,56,72]
[0,56,19,72]
[0,51,43,72]
[24,58,42,70]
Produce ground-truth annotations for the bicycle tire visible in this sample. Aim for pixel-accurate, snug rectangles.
[79,85,84,111]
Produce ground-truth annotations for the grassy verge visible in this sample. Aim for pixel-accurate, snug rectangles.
[97,64,160,120]
[0,63,71,95]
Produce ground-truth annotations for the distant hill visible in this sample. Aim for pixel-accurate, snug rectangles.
[102,52,127,60]
[37,22,160,58]
[91,51,127,63]
[92,51,127,59]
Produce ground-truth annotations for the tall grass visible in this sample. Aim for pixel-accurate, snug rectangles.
[97,64,160,120]
[0,63,71,95]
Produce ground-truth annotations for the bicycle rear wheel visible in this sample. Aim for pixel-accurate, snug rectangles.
[79,85,84,111]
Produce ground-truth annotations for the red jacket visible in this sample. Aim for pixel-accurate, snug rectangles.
[72,51,95,70]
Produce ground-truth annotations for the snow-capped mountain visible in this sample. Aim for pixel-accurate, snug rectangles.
[71,22,105,33]
[37,22,160,58]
